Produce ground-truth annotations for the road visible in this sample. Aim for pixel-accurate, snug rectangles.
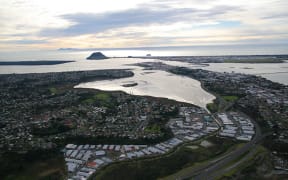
[176,117,263,180]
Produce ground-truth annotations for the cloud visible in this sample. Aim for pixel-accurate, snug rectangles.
[262,13,288,20]
[40,5,240,37]
[1,0,287,50]
[0,39,48,44]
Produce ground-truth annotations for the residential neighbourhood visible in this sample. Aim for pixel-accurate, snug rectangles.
[170,66,288,174]
[63,106,219,180]
[217,112,255,141]
[0,64,287,179]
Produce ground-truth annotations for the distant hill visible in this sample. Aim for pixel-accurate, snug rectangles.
[86,52,108,60]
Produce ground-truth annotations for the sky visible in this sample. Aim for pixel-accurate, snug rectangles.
[0,0,288,52]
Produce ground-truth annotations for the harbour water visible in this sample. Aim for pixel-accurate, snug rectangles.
[0,49,287,108]
[0,57,216,108]
[75,69,215,108]
[201,62,288,85]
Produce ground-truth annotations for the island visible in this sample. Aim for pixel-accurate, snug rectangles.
[0,60,74,66]
[121,82,138,87]
[86,52,108,60]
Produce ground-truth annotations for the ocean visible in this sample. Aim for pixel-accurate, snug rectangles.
[0,44,288,61]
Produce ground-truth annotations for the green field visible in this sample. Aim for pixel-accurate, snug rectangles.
[217,145,272,180]
[207,102,219,113]
[49,87,58,95]
[222,95,239,102]
[94,92,110,101]
[82,92,112,105]
[144,124,161,133]
[92,137,236,180]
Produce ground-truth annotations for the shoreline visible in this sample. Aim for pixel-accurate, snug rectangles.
[0,60,74,66]
[0,68,210,109]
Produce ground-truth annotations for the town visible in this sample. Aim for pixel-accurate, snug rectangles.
[128,60,288,175]
[0,64,287,179]
[0,69,137,152]
[0,68,229,180]
[170,66,288,173]
[63,106,220,180]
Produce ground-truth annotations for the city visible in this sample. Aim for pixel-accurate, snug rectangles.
[1,0,288,179]
[1,62,287,179]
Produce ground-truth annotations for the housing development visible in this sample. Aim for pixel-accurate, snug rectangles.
[217,112,255,141]
[63,106,219,179]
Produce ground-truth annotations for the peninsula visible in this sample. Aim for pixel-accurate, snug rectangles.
[0,60,74,66]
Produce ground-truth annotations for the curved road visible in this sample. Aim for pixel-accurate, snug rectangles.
[176,117,263,180]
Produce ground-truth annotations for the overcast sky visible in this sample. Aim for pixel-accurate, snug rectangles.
[0,0,287,51]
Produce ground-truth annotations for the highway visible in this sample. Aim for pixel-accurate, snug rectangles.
[176,117,263,180]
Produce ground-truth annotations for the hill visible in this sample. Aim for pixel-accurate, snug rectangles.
[86,52,108,60]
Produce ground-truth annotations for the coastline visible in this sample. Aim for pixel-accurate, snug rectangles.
[0,60,74,66]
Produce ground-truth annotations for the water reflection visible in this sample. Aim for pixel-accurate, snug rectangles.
[75,69,215,108]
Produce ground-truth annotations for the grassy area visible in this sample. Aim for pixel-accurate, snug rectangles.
[206,95,240,113]
[162,142,245,180]
[222,95,239,102]
[82,92,111,105]
[94,92,110,101]
[207,102,218,113]
[0,150,66,180]
[49,87,57,95]
[144,124,161,133]
[217,145,271,180]
[92,136,236,180]
[214,149,252,179]
[48,85,77,96]
[4,158,65,180]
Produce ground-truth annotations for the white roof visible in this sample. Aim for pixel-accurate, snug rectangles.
[67,162,77,172]
[236,135,252,141]
[184,136,196,141]
[127,152,136,158]
[77,171,90,178]
[134,151,145,157]
[218,113,234,125]
[66,144,77,149]
[94,159,105,165]
[241,126,254,130]
[242,130,255,135]
[168,138,183,146]
[102,145,108,149]
[155,144,168,151]
[65,158,83,164]
[83,144,90,149]
[115,145,121,151]
[108,145,115,150]
[66,149,73,157]
[101,157,113,163]
[219,132,235,137]
[70,150,79,158]
[222,129,237,134]
[141,149,151,155]
[95,150,106,156]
